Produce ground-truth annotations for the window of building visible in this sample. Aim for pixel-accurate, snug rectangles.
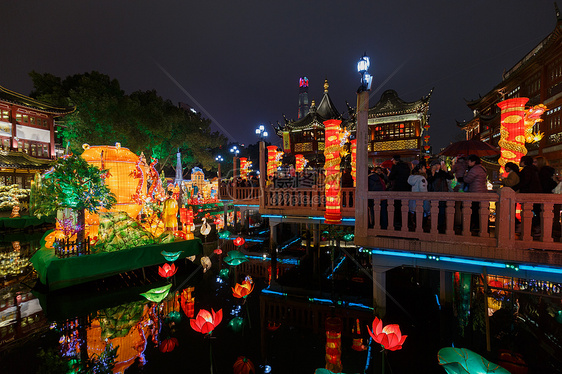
[2,138,9,151]
[30,144,37,156]
[15,113,22,123]
[23,142,30,154]
[0,110,9,122]
[30,116,35,125]
[372,122,416,141]
[17,141,22,152]
[22,115,28,124]
[43,144,49,157]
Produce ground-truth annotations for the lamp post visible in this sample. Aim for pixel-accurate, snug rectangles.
[215,155,223,179]
[255,124,268,142]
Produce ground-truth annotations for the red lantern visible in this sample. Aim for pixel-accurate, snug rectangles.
[180,287,195,318]
[159,337,178,353]
[351,139,357,186]
[158,263,177,278]
[423,135,430,143]
[497,98,529,172]
[190,308,223,335]
[295,154,305,173]
[323,119,342,224]
[232,280,254,298]
[325,317,342,372]
[367,317,407,351]
[234,236,245,247]
[233,356,255,374]
[423,145,430,151]
[239,157,248,179]
[267,146,278,178]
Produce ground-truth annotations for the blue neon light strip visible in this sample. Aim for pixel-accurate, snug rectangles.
[371,249,427,259]
[519,264,562,274]
[262,215,283,219]
[327,256,347,280]
[438,256,506,269]
[234,204,260,208]
[261,288,372,310]
[245,255,300,265]
[243,238,265,243]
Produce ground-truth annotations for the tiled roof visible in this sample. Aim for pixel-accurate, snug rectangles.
[0,151,53,170]
[0,85,74,115]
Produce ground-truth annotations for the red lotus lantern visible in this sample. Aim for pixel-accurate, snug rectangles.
[180,287,195,318]
[323,119,343,224]
[424,135,430,143]
[367,317,407,351]
[351,139,357,186]
[159,337,179,353]
[158,263,177,278]
[423,145,430,151]
[232,280,254,298]
[234,236,245,247]
[497,98,529,172]
[233,356,255,374]
[190,308,223,335]
[424,124,430,131]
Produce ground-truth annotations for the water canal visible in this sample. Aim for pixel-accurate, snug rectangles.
[0,224,561,373]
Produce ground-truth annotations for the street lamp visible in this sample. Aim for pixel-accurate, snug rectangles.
[230,146,240,156]
[255,124,268,141]
[357,52,372,92]
[215,155,223,179]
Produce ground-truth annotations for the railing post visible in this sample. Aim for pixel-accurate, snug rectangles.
[496,187,515,250]
[355,89,369,240]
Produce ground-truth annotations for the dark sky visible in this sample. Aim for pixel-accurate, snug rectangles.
[0,1,557,152]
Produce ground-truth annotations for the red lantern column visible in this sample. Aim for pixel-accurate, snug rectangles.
[295,154,304,173]
[325,317,343,373]
[239,158,248,179]
[497,98,529,172]
[324,119,342,224]
[267,146,278,178]
[351,139,357,187]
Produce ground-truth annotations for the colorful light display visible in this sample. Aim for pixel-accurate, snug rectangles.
[190,308,223,335]
[81,144,146,218]
[233,356,255,374]
[323,119,342,224]
[180,287,195,318]
[351,139,357,186]
[158,263,177,278]
[232,280,254,298]
[497,98,529,172]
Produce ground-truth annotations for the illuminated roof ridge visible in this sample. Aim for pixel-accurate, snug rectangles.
[0,84,75,115]
[369,88,432,118]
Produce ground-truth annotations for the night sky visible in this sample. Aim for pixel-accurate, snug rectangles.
[0,1,557,152]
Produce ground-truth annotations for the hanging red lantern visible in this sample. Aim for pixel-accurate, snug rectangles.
[323,119,343,224]
[267,146,278,178]
[424,124,430,131]
[233,356,255,374]
[351,139,357,187]
[424,135,430,143]
[234,236,245,247]
[497,98,529,173]
[423,145,430,151]
[239,157,248,179]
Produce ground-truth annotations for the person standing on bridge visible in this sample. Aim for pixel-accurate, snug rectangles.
[463,154,488,234]
[388,155,411,230]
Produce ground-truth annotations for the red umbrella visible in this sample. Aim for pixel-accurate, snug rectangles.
[380,159,394,169]
[439,139,500,157]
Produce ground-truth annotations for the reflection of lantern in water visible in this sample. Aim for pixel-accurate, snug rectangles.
[180,287,195,318]
[267,146,279,178]
[497,98,529,172]
[325,317,342,373]
[323,119,342,224]
[81,144,146,218]
[351,139,357,186]
[239,158,248,179]
[295,154,305,173]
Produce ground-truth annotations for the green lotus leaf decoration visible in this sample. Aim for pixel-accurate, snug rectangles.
[219,268,230,279]
[218,230,231,239]
[229,316,245,333]
[223,250,248,266]
[165,310,182,324]
[161,250,183,262]
[343,233,354,242]
[140,283,172,303]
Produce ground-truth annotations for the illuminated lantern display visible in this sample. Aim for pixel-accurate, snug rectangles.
[234,236,245,247]
[233,356,255,374]
[351,139,357,186]
[325,317,342,373]
[140,283,172,303]
[239,158,248,179]
[232,280,254,298]
[190,308,223,335]
[180,287,195,318]
[323,119,343,224]
[497,98,529,172]
[159,337,179,353]
[158,263,177,278]
[295,154,305,173]
[179,207,194,240]
[367,317,407,351]
[524,104,547,143]
[81,144,146,218]
[267,146,279,178]
[439,347,510,374]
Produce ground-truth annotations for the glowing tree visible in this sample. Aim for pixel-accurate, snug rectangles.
[33,154,116,243]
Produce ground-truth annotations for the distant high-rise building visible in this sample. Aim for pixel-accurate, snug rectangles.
[298,77,309,119]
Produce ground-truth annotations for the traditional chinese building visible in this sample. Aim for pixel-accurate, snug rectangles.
[363,89,432,165]
[459,5,562,169]
[0,85,74,187]
[274,79,344,166]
